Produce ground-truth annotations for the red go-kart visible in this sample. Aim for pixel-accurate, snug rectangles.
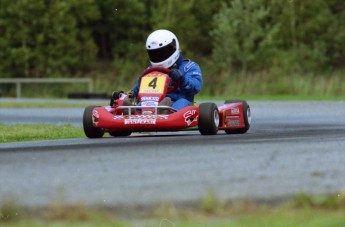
[83,67,251,138]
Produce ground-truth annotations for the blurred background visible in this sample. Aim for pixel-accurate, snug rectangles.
[0,0,344,98]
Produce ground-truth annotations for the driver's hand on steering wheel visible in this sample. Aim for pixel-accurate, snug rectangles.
[169,68,183,81]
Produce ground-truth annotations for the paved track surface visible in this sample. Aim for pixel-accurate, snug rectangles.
[0,101,344,207]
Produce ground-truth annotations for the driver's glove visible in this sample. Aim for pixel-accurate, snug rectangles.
[127,90,134,99]
[169,68,183,81]
[126,90,138,105]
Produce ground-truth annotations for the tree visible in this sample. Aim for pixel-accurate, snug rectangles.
[191,0,224,57]
[210,0,278,75]
[148,0,198,58]
[0,0,99,78]
[92,0,148,61]
[268,0,345,72]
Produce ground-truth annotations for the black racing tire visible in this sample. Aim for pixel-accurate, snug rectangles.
[224,100,251,134]
[83,106,104,138]
[198,102,219,135]
[109,131,132,137]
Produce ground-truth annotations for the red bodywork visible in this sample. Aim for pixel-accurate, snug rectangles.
[91,67,247,133]
[92,105,199,132]
[218,103,247,130]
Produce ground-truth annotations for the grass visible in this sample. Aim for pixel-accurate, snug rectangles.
[1,210,344,227]
[196,94,345,101]
[1,69,344,102]
[1,192,344,226]
[88,67,345,100]
[0,99,108,108]
[0,102,94,108]
[202,70,345,98]
[0,124,84,143]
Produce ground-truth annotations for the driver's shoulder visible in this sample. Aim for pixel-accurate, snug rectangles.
[180,59,200,73]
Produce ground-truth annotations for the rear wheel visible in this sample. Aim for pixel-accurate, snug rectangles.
[109,131,132,137]
[83,106,104,138]
[224,100,251,134]
[198,102,219,135]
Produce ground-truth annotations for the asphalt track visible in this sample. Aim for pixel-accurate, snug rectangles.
[0,101,344,207]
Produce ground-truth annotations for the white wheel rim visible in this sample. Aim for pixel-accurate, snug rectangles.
[214,109,220,127]
[247,107,251,125]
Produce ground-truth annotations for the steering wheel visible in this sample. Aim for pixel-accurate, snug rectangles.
[141,67,180,93]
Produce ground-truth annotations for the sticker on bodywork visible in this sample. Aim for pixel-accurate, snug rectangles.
[184,110,198,126]
[92,109,99,126]
[141,101,159,107]
[124,119,156,125]
[231,107,240,114]
[141,96,160,101]
[229,120,240,127]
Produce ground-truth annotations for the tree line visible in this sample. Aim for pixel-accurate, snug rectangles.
[0,0,344,89]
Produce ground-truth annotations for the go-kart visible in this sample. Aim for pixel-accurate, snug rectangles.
[83,67,251,138]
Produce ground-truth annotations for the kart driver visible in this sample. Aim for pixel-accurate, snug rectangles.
[111,29,202,111]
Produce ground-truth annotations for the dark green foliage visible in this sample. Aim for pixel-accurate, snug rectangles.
[209,0,345,74]
[92,0,148,60]
[210,0,279,73]
[268,0,345,72]
[0,0,99,78]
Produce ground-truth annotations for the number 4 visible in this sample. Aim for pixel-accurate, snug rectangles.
[148,77,157,89]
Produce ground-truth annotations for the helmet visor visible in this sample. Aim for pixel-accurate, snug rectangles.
[147,39,176,63]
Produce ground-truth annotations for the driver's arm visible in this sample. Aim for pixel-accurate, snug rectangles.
[179,63,203,96]
[131,76,141,97]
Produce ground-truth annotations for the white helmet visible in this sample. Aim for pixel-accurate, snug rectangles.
[146,29,180,68]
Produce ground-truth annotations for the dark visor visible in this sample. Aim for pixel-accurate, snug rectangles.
[147,39,176,63]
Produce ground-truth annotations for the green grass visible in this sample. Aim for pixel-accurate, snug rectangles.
[1,194,344,227]
[0,101,103,108]
[0,102,90,108]
[1,70,344,102]
[196,94,345,101]
[166,210,345,227]
[202,70,345,98]
[0,124,84,143]
[1,210,344,227]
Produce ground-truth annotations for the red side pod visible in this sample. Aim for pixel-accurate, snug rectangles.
[218,103,245,130]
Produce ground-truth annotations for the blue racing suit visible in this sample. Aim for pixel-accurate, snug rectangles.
[132,54,203,110]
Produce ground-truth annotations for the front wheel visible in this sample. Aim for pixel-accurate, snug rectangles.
[224,100,251,134]
[198,102,219,135]
[83,106,104,138]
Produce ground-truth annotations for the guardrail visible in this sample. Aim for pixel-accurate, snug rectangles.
[0,78,93,98]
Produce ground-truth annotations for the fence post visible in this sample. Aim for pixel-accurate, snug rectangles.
[16,81,21,98]
[88,79,93,93]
